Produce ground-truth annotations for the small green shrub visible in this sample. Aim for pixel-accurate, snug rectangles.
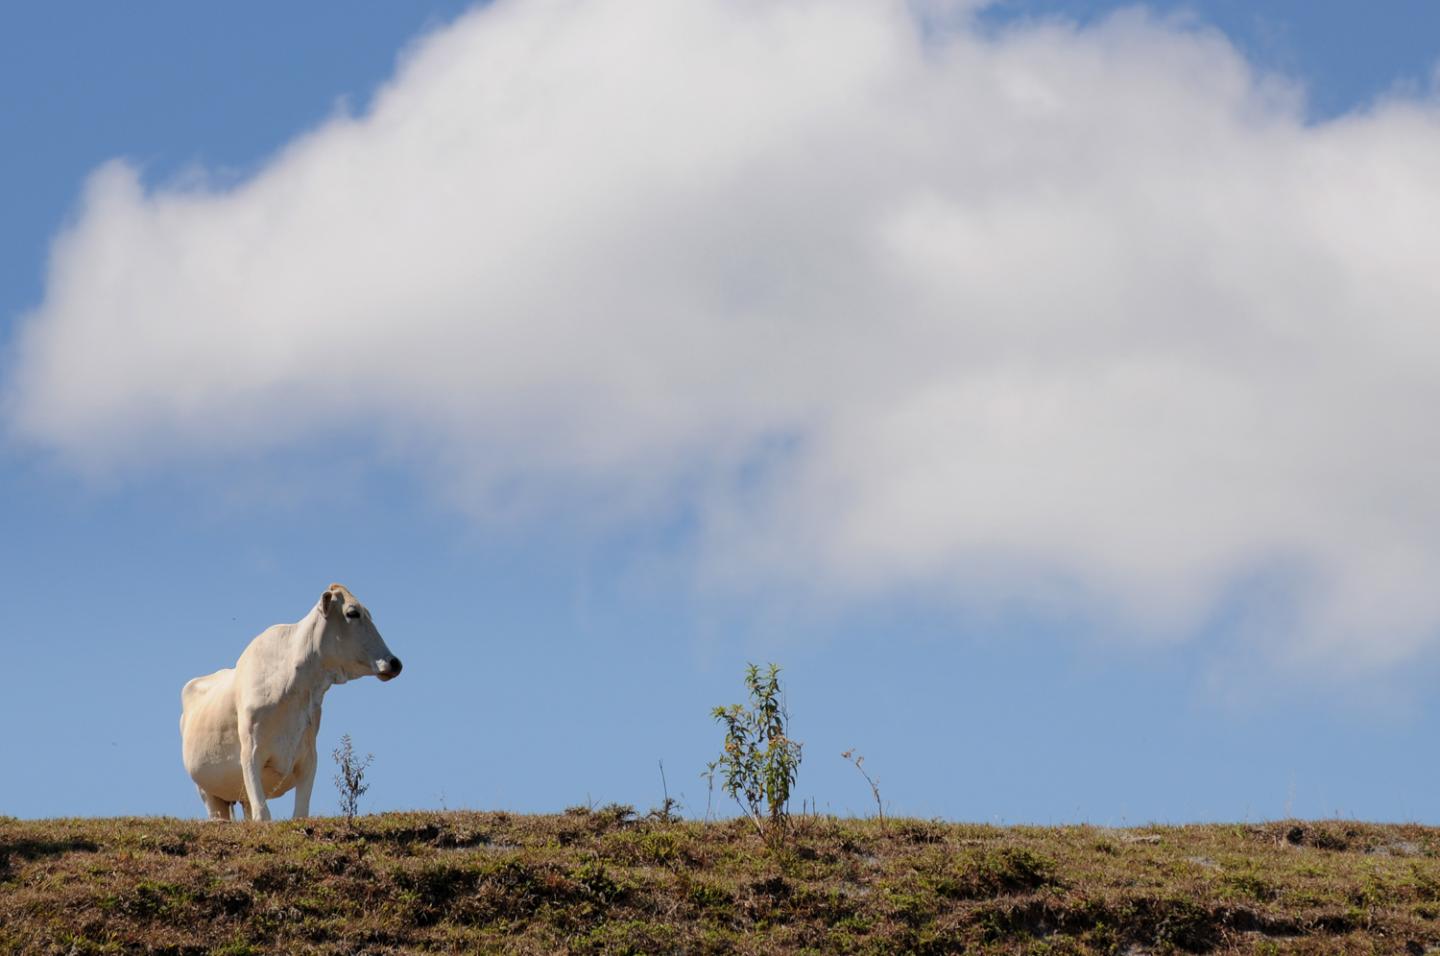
[711,663,803,839]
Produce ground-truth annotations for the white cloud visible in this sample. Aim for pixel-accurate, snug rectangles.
[10,0,1440,667]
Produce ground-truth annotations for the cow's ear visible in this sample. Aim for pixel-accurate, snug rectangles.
[320,590,334,618]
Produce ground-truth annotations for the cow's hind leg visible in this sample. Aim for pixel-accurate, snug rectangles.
[198,786,234,821]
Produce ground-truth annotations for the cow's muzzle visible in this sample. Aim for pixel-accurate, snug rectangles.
[377,656,403,681]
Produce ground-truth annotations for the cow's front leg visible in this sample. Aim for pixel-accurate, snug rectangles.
[292,738,318,819]
[238,718,272,822]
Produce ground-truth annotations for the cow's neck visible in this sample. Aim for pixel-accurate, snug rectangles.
[288,606,349,690]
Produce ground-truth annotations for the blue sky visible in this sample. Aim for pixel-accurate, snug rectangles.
[5,1,1440,824]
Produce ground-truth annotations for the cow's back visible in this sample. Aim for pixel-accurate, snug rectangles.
[180,668,245,800]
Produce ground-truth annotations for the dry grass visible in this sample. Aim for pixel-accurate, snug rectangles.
[4,811,1440,953]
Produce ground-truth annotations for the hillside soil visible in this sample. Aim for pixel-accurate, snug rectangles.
[4,811,1440,953]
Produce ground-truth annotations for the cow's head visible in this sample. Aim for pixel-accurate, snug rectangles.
[319,584,403,682]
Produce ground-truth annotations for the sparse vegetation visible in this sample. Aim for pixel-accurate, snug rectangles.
[4,815,1440,953]
[650,760,682,824]
[843,748,886,832]
[701,759,719,823]
[331,734,372,824]
[711,662,803,840]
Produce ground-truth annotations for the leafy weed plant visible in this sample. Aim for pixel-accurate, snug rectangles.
[711,662,803,840]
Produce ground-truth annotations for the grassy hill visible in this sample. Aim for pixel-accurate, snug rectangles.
[4,810,1440,954]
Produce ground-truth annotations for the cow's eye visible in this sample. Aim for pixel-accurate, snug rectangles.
[344,607,360,621]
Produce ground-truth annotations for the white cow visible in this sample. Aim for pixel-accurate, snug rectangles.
[179,584,402,821]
